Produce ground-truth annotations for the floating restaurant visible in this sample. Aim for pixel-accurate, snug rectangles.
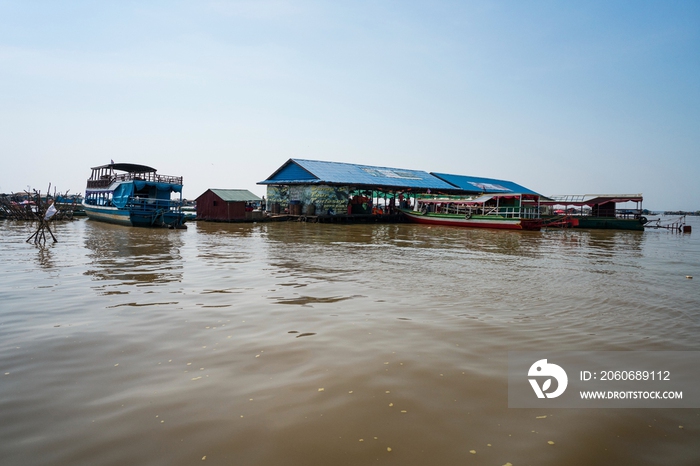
[258,158,460,220]
[257,159,544,227]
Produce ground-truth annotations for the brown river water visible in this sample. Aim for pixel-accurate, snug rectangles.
[1,217,699,465]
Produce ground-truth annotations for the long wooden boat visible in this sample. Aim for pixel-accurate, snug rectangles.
[401,194,543,231]
[83,162,186,228]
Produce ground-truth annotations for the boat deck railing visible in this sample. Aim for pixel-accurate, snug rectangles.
[87,172,183,189]
[128,198,183,212]
[433,203,541,219]
[545,208,644,219]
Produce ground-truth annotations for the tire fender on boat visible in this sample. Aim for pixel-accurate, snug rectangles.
[465,213,471,220]
[639,216,648,225]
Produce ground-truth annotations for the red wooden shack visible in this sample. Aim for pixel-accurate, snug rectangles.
[195,189,262,221]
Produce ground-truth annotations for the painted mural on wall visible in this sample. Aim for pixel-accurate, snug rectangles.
[266,186,287,204]
[310,185,349,214]
[266,184,349,214]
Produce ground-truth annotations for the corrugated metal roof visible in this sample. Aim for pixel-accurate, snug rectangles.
[259,159,458,191]
[208,189,261,202]
[431,173,541,196]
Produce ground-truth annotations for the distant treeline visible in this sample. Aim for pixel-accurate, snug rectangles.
[664,211,699,216]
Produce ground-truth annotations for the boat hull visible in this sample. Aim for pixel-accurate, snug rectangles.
[84,205,133,226]
[83,204,185,228]
[574,217,645,231]
[543,216,645,231]
[402,210,541,231]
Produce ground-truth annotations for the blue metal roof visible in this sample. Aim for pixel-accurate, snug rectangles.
[431,173,541,196]
[259,159,458,191]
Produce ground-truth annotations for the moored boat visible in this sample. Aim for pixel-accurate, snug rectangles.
[83,162,186,228]
[401,194,543,230]
[541,194,646,231]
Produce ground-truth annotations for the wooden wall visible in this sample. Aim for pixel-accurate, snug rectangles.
[196,190,246,221]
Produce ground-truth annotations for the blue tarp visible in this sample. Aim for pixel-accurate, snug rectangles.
[133,181,183,193]
[112,182,134,208]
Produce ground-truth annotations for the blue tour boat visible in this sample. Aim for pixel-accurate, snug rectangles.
[83,162,186,228]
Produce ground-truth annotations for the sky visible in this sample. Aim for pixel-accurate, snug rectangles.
[1,1,698,211]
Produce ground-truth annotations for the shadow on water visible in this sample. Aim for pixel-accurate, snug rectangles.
[83,221,184,289]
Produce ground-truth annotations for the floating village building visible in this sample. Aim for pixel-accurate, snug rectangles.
[257,158,540,220]
[195,189,262,221]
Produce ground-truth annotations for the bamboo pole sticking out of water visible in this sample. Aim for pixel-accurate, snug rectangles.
[26,196,58,244]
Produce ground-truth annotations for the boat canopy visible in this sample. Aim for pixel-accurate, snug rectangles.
[90,163,157,173]
[418,195,492,205]
[542,194,643,206]
[418,193,538,205]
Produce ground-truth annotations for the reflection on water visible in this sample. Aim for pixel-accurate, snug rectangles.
[83,221,184,289]
[33,242,57,269]
[194,222,257,267]
[273,295,358,306]
[0,217,699,466]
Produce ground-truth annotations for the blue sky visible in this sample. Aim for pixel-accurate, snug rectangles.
[1,0,698,210]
